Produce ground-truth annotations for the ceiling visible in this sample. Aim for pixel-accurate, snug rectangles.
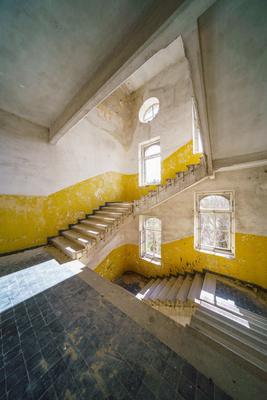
[0,0,157,127]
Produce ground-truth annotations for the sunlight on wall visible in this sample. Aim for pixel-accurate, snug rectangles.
[94,233,267,289]
[0,140,199,254]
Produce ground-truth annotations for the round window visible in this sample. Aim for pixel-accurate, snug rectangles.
[139,97,160,123]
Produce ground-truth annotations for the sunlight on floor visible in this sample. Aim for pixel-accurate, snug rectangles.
[0,258,85,313]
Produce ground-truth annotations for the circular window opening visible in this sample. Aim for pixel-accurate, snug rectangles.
[139,97,159,123]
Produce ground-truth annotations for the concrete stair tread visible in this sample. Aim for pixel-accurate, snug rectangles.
[176,274,193,303]
[149,278,168,301]
[80,219,109,231]
[95,210,123,217]
[136,279,155,300]
[198,300,267,335]
[50,236,85,259]
[101,206,130,213]
[212,299,267,327]
[157,277,176,301]
[165,275,184,302]
[143,278,161,301]
[187,273,203,302]
[72,224,102,239]
[87,215,115,224]
[106,202,132,207]
[190,318,267,373]
[200,273,216,303]
[62,230,94,247]
[195,307,267,347]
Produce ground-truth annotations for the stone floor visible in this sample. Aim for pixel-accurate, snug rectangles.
[0,248,232,400]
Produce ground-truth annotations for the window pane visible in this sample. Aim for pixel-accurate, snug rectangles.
[145,230,161,257]
[144,144,160,157]
[215,230,230,249]
[145,156,160,184]
[200,214,215,247]
[145,217,161,230]
[200,195,230,211]
[143,102,159,122]
[216,214,230,231]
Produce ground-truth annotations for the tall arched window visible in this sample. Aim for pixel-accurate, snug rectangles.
[194,192,235,257]
[139,138,161,186]
[140,216,161,264]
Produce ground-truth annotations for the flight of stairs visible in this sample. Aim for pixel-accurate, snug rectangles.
[134,156,207,213]
[136,272,267,374]
[48,158,207,260]
[49,202,133,259]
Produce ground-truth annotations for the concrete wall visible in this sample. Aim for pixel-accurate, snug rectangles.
[199,0,267,161]
[125,58,194,173]
[95,166,267,288]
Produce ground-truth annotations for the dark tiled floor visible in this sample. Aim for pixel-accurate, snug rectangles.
[0,251,232,400]
[216,281,267,317]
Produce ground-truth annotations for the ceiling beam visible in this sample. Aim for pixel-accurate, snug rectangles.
[49,0,216,144]
[49,0,185,144]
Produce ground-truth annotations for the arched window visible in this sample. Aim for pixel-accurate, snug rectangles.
[195,192,235,257]
[139,97,160,123]
[139,138,161,186]
[140,216,161,264]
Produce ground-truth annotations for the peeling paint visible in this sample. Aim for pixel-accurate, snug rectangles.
[95,233,267,289]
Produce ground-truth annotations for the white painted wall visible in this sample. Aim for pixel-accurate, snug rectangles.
[199,0,267,161]
[124,57,194,173]
[0,111,127,196]
[125,166,267,243]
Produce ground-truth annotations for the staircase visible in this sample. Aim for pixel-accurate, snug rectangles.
[136,272,267,374]
[134,156,207,213]
[49,202,133,259]
[48,158,207,259]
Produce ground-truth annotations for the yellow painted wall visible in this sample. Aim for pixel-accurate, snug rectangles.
[123,140,202,201]
[0,172,125,254]
[95,233,267,289]
[0,140,199,254]
[94,245,129,281]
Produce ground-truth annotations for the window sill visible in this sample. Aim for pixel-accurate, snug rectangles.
[195,247,235,259]
[141,255,161,266]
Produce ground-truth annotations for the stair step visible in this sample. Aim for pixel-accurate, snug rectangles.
[196,306,267,346]
[157,277,176,302]
[95,210,123,218]
[80,219,109,231]
[165,275,184,304]
[176,275,193,304]
[136,279,155,300]
[72,224,102,240]
[50,236,85,260]
[143,278,161,301]
[199,301,267,336]
[62,230,94,247]
[149,278,168,302]
[187,273,203,303]
[106,202,132,208]
[101,206,130,213]
[190,317,267,373]
[200,273,216,303]
[212,298,267,328]
[86,215,117,225]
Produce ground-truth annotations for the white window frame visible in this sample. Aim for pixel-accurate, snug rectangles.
[194,191,235,258]
[139,215,161,265]
[138,137,161,187]
[192,97,203,154]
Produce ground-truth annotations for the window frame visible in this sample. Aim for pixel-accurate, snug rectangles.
[139,215,161,265]
[194,191,235,258]
[138,137,161,187]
